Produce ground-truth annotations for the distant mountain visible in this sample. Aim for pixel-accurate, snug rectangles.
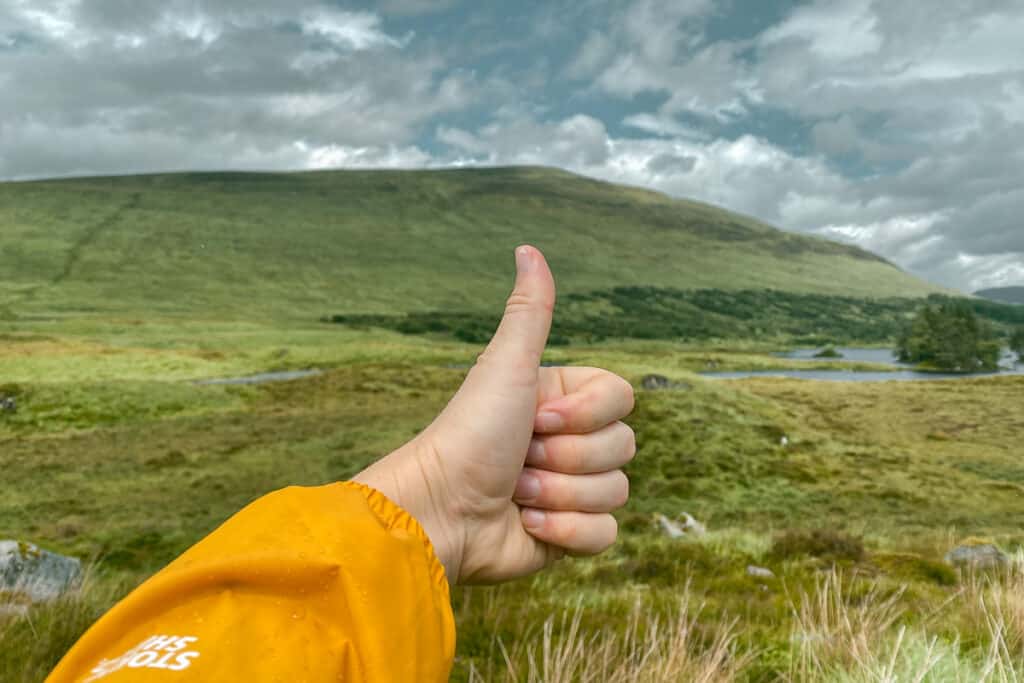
[0,167,946,319]
[975,286,1024,305]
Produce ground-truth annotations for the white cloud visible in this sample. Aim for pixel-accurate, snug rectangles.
[760,0,882,61]
[296,141,433,169]
[299,9,409,51]
[623,113,708,140]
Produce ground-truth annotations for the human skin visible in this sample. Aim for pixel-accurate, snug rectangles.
[354,245,636,584]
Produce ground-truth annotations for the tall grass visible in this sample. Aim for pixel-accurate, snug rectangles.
[786,564,1024,682]
[468,589,751,683]
[0,568,127,683]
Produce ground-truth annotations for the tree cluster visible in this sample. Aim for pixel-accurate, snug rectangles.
[897,302,1002,372]
[1011,327,1024,360]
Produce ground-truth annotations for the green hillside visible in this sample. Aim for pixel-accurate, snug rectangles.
[0,167,942,320]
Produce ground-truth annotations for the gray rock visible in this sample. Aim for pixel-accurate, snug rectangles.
[654,513,685,538]
[641,374,671,390]
[678,512,707,536]
[640,374,691,391]
[944,543,1008,570]
[0,396,15,412]
[653,512,706,538]
[0,540,82,603]
[747,565,775,579]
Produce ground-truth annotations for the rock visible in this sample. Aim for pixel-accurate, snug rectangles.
[780,436,789,447]
[0,396,15,413]
[654,513,685,538]
[641,374,671,390]
[747,565,775,579]
[678,512,706,536]
[0,540,82,603]
[654,512,706,537]
[944,543,1008,570]
[640,375,691,391]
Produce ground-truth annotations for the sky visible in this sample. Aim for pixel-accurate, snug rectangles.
[1,0,1023,293]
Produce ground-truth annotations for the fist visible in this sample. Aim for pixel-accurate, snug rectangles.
[354,246,635,584]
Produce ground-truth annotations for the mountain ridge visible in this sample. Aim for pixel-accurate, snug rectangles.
[975,286,1024,305]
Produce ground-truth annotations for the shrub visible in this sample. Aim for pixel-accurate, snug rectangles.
[769,528,865,563]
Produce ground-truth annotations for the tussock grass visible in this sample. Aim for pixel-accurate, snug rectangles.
[472,594,751,683]
[0,568,129,683]
[3,319,1023,680]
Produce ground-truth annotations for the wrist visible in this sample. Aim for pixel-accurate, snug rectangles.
[352,438,465,584]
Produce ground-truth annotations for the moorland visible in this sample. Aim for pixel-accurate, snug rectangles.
[1,168,1022,682]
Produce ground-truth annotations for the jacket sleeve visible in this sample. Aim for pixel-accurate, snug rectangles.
[46,482,456,682]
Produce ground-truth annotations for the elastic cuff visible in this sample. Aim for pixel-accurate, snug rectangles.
[339,480,451,596]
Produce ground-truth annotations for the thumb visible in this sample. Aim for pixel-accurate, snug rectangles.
[480,245,556,376]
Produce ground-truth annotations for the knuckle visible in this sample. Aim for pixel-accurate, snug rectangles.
[569,437,586,473]
[558,515,579,546]
[614,471,630,508]
[505,291,554,316]
[621,423,637,461]
[619,377,636,413]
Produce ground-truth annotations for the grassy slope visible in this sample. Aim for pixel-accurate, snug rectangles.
[2,168,1018,680]
[1,326,1022,680]
[0,167,943,321]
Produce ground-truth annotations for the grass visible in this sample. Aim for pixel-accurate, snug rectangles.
[2,318,1024,681]
[0,167,1018,680]
[0,168,945,322]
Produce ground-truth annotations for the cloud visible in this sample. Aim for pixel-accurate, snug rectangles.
[299,9,409,50]
[0,1,472,179]
[376,0,459,17]
[1,0,1023,291]
[759,0,881,61]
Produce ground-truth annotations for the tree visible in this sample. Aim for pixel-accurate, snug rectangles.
[897,301,1001,372]
[1011,327,1024,360]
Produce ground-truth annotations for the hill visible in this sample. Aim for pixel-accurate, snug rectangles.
[975,286,1024,305]
[0,167,943,320]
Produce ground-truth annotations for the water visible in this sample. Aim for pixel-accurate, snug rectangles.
[775,347,907,366]
[705,368,1024,382]
[776,347,1021,368]
[707,348,1023,382]
[194,369,322,385]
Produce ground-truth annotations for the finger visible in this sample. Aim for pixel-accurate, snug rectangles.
[521,508,618,556]
[534,371,635,434]
[525,421,636,474]
[513,467,629,513]
[474,245,555,382]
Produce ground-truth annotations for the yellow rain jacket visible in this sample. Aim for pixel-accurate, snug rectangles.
[46,482,456,682]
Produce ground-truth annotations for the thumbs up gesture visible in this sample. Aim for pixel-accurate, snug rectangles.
[354,246,635,584]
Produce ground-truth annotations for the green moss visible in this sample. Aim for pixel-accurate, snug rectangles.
[874,552,958,586]
[769,528,866,563]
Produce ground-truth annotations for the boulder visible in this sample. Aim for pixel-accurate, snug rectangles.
[678,512,707,536]
[0,540,82,603]
[944,543,1008,570]
[641,374,671,390]
[747,565,775,579]
[640,375,691,391]
[654,513,685,538]
[653,512,706,538]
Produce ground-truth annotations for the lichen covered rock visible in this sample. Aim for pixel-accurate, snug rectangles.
[0,540,82,603]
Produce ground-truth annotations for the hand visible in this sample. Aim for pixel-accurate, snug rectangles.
[353,246,635,584]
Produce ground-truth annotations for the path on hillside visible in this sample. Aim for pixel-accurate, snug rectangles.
[53,192,142,285]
